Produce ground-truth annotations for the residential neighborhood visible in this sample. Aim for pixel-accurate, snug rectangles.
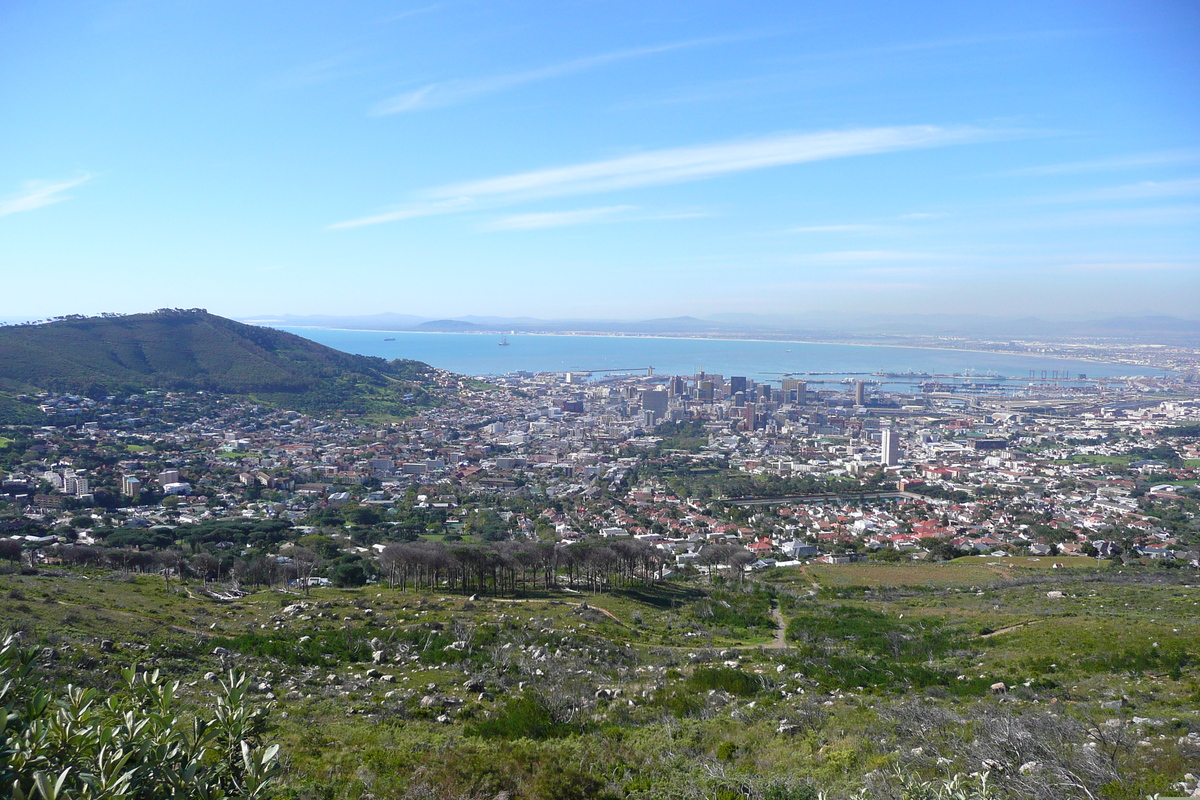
[3,364,1198,580]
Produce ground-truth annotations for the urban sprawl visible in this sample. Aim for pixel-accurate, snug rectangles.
[4,359,1200,581]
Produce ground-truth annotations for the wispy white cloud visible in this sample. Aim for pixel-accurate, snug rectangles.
[0,175,92,217]
[432,126,989,202]
[1009,205,1200,230]
[1052,260,1196,273]
[264,54,364,91]
[330,125,994,230]
[371,37,729,115]
[485,205,638,231]
[795,250,942,264]
[327,197,474,230]
[791,223,882,233]
[1001,148,1200,177]
[483,205,712,231]
[1033,178,1200,204]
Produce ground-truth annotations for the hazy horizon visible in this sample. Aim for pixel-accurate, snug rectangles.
[3,1,1198,319]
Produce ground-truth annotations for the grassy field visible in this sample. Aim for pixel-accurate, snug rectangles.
[2,560,1197,800]
[1052,454,1134,466]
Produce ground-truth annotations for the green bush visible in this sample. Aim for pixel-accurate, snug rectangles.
[686,666,764,697]
[0,633,281,799]
[465,697,577,740]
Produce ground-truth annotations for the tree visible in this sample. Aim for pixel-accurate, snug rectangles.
[727,549,757,585]
[0,538,22,563]
[291,546,322,595]
[190,552,221,582]
[467,509,509,541]
[330,559,368,587]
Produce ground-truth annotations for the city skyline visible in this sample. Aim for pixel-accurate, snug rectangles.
[2,0,1199,320]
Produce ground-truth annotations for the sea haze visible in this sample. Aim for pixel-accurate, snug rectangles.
[277,328,1161,384]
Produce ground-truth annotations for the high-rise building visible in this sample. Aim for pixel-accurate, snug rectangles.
[881,428,900,466]
[121,475,142,497]
[782,378,807,402]
[640,390,668,416]
[743,403,757,430]
[729,376,747,397]
[698,381,714,401]
[854,380,866,406]
[158,469,180,485]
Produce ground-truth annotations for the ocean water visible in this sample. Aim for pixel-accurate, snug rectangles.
[279,328,1163,386]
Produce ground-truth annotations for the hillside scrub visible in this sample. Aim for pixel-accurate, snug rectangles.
[0,633,281,800]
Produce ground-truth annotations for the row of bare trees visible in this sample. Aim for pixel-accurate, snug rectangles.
[378,538,668,595]
[45,544,321,589]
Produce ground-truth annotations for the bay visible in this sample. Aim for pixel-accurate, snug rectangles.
[280,328,1162,386]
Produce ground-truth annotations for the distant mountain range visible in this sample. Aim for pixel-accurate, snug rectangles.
[0,310,438,418]
[246,312,1200,344]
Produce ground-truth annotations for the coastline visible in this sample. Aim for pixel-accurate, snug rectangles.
[268,324,1175,373]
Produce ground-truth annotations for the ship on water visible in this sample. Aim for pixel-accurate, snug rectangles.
[498,334,510,346]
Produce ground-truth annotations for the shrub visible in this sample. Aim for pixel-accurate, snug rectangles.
[686,666,764,697]
[0,632,281,800]
[465,696,577,740]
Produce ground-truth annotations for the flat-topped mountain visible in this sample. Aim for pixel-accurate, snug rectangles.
[0,309,439,416]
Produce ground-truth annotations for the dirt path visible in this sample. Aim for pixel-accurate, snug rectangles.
[979,619,1041,639]
[768,601,787,650]
[797,566,822,595]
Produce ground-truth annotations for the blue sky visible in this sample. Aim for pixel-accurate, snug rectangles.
[2,0,1198,321]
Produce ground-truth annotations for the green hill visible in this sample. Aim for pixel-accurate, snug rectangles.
[0,309,440,417]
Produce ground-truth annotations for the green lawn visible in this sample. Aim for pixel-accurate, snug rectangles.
[1052,454,1132,466]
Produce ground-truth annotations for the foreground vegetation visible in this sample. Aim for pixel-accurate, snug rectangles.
[1,558,1197,799]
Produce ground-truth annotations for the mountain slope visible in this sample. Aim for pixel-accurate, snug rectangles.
[0,309,440,416]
